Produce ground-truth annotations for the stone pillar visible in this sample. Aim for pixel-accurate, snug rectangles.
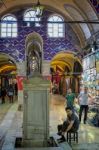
[42,60,50,76]
[22,75,50,147]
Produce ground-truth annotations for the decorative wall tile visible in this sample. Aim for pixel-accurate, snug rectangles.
[0,10,80,62]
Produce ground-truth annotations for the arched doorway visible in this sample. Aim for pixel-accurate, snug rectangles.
[0,53,18,103]
[25,32,43,77]
[50,51,83,96]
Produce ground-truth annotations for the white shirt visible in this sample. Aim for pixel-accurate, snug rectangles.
[78,92,89,105]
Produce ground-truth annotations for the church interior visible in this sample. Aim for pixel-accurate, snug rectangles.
[0,0,99,150]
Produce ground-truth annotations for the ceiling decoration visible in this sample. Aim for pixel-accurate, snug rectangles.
[0,0,98,49]
[50,51,82,74]
[90,0,99,13]
[64,4,91,39]
[0,64,16,74]
[0,54,16,74]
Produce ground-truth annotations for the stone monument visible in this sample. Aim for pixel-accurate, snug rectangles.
[22,75,50,147]
[23,66,50,147]
[22,33,50,147]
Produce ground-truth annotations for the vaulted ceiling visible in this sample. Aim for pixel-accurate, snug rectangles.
[0,54,16,74]
[50,51,83,74]
[0,0,98,74]
[0,0,99,48]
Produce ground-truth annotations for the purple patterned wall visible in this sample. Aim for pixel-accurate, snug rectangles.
[90,0,99,13]
[0,9,80,62]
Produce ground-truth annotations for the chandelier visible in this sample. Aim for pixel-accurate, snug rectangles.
[33,0,44,18]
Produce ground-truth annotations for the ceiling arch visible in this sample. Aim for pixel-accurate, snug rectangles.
[0,0,98,48]
[0,1,86,47]
[50,50,82,74]
[73,0,99,33]
[0,65,16,74]
[0,53,17,74]
[64,4,92,39]
[51,60,71,71]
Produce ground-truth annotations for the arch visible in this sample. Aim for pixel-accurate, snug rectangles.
[64,4,91,39]
[0,3,86,47]
[0,52,17,65]
[50,50,82,75]
[25,32,43,76]
[73,0,99,33]
[1,13,17,20]
[25,32,43,51]
[48,13,64,21]
[0,3,85,46]
[0,52,17,74]
[50,50,83,94]
[23,8,41,27]
[0,0,98,43]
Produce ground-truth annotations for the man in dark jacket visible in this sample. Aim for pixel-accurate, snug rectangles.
[57,106,79,142]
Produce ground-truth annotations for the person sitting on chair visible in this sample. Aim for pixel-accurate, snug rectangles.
[57,107,79,142]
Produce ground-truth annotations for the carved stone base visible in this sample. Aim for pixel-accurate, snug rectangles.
[22,139,48,147]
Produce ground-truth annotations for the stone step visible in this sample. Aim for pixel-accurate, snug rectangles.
[52,134,72,150]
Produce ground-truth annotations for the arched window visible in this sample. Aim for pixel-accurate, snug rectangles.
[24,9,41,27]
[1,15,17,38]
[47,15,64,38]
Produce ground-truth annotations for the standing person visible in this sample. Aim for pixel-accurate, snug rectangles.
[57,107,79,142]
[0,86,2,104]
[8,84,14,103]
[15,82,18,97]
[1,87,6,104]
[52,81,58,94]
[65,88,76,111]
[78,87,92,124]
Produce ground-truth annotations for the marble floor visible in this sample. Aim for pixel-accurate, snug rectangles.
[0,94,99,150]
[0,100,13,124]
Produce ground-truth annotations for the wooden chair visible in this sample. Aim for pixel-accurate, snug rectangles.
[67,131,78,144]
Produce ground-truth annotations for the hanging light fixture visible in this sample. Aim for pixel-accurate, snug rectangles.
[33,0,44,18]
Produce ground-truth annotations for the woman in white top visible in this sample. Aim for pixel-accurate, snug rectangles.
[78,87,92,124]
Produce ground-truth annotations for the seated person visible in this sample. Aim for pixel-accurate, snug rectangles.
[57,107,79,142]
